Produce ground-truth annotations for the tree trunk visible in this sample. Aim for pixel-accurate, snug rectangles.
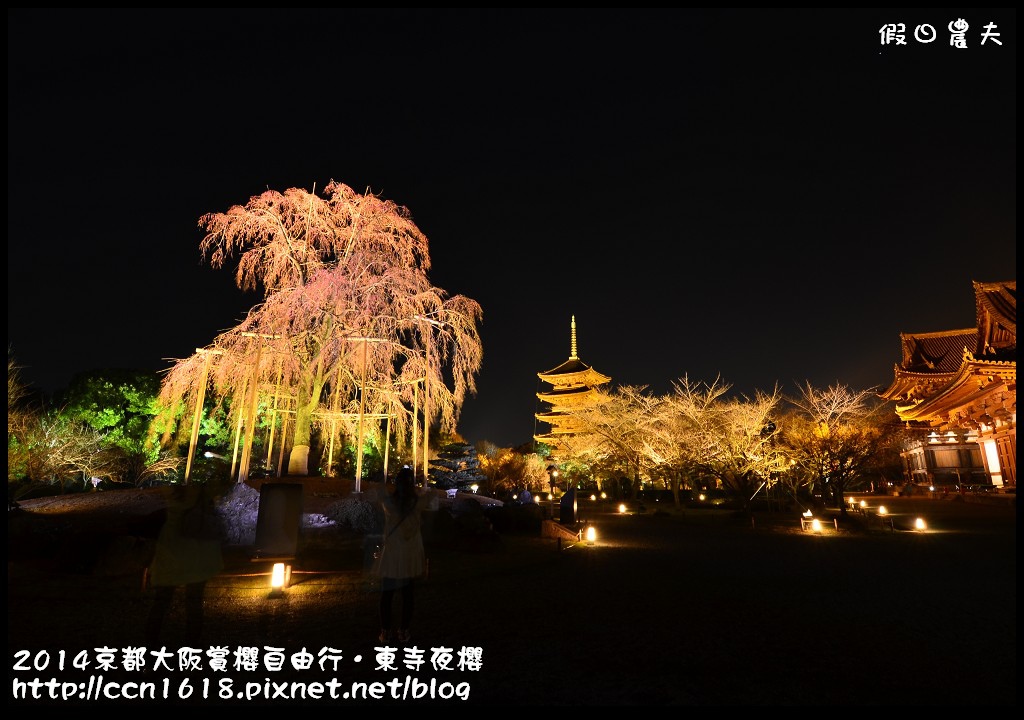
[287,384,315,476]
[288,444,310,476]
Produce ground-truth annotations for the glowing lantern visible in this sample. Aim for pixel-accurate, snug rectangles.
[270,562,290,594]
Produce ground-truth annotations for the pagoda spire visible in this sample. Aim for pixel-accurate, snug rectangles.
[570,315,578,360]
[535,315,611,456]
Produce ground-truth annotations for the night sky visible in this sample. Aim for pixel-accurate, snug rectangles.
[7,9,1017,449]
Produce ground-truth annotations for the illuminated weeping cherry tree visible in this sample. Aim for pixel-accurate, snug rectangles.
[157,181,483,482]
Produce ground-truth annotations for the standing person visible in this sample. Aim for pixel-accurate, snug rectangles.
[373,465,439,644]
[145,481,225,647]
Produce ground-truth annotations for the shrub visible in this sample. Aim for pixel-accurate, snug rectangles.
[325,496,383,534]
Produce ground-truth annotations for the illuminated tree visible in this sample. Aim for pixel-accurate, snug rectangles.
[476,442,549,496]
[7,348,28,439]
[640,378,721,506]
[664,375,783,514]
[157,181,483,479]
[9,408,113,490]
[60,369,163,469]
[8,351,106,490]
[777,382,903,513]
[8,357,179,490]
[557,384,661,498]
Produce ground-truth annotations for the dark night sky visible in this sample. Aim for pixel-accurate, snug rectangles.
[7,9,1017,449]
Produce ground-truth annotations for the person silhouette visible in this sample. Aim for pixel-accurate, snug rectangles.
[372,466,439,644]
[145,481,225,647]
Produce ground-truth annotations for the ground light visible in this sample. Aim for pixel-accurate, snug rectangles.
[269,562,290,597]
[800,509,824,533]
[618,503,627,514]
[915,517,927,531]
[585,526,597,545]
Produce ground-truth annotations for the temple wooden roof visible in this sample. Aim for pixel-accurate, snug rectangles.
[879,279,1016,429]
[895,329,978,374]
[975,279,1016,353]
[894,356,1016,423]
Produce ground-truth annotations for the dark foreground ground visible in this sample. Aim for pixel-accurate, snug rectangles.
[7,486,1016,707]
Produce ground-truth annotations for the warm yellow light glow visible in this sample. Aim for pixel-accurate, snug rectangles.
[585,526,596,544]
[915,517,927,531]
[590,494,597,501]
[600,492,607,499]
[698,493,706,502]
[859,500,867,509]
[811,518,823,532]
[618,503,627,514]
[271,563,286,589]
[878,505,888,515]
[803,509,813,517]
[470,484,478,493]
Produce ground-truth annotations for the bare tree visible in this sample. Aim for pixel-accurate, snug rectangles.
[641,392,702,507]
[664,375,782,514]
[157,181,483,479]
[8,348,28,439]
[777,381,901,513]
[9,409,114,491]
[557,384,660,498]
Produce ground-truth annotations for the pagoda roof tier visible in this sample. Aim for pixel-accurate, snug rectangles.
[538,356,611,387]
[537,386,603,405]
[535,412,587,427]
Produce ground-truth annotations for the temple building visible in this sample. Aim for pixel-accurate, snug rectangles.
[534,316,611,457]
[879,280,1016,488]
